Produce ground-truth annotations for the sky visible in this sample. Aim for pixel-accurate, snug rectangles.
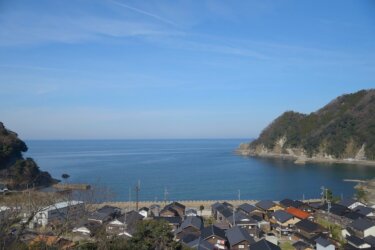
[0,0,374,139]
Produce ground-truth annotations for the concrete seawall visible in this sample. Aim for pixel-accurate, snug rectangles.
[95,198,322,211]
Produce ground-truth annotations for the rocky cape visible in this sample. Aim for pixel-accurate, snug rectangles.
[0,122,56,189]
[237,89,375,166]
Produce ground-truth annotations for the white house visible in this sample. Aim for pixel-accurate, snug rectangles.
[344,218,375,238]
[32,200,84,227]
[316,237,335,250]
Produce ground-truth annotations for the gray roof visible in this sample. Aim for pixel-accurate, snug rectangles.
[256,200,276,210]
[225,226,255,247]
[346,235,366,246]
[350,218,375,231]
[272,210,293,223]
[97,205,121,215]
[228,211,257,225]
[238,203,257,214]
[292,241,311,250]
[338,198,357,208]
[250,239,281,250]
[187,237,215,250]
[201,225,226,240]
[355,205,374,216]
[364,235,375,246]
[315,237,332,247]
[178,216,203,231]
[217,206,233,219]
[295,219,322,233]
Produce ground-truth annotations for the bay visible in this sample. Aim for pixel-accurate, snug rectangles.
[25,139,375,201]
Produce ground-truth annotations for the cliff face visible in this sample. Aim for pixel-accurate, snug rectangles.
[0,122,56,189]
[238,89,375,164]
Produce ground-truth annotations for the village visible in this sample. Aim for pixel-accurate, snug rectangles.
[1,185,375,250]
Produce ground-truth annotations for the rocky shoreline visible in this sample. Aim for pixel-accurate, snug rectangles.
[236,147,375,167]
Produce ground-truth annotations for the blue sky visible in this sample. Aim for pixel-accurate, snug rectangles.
[0,0,374,139]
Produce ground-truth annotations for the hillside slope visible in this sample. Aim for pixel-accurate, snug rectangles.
[237,89,375,164]
[0,122,55,189]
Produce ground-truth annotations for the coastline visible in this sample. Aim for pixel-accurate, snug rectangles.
[236,149,375,167]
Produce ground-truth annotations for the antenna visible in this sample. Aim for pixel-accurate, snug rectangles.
[135,180,141,211]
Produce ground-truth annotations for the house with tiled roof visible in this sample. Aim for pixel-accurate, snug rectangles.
[200,225,226,249]
[250,238,281,250]
[286,207,312,220]
[225,226,255,250]
[294,219,328,244]
[343,218,375,238]
[270,210,298,236]
[175,216,203,240]
[255,200,282,213]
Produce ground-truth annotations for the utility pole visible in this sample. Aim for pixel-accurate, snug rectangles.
[238,189,241,202]
[321,186,326,204]
[164,187,169,205]
[135,180,140,211]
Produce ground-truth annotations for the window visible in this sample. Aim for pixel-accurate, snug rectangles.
[239,245,244,249]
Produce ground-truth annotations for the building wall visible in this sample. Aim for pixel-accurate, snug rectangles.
[317,244,335,250]
[364,226,375,237]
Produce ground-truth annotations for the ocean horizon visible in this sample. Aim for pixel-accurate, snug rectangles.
[25,139,375,202]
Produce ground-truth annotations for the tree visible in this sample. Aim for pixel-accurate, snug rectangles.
[128,220,180,250]
[356,187,368,202]
[199,205,204,216]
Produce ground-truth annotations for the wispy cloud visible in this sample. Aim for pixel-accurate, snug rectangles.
[109,0,177,27]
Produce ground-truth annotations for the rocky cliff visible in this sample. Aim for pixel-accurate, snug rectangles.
[237,89,375,165]
[0,122,56,189]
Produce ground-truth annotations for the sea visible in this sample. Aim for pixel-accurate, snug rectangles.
[25,139,375,202]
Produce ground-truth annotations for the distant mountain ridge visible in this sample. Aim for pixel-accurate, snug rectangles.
[237,89,375,164]
[0,122,55,189]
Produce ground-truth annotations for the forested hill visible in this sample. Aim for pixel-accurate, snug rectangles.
[238,89,375,162]
[0,122,55,189]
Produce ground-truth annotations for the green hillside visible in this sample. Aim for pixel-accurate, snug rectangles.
[248,89,375,160]
[0,122,55,189]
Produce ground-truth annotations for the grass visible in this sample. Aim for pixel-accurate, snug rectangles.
[280,241,294,250]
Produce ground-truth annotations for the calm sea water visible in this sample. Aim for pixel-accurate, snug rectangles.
[25,139,375,202]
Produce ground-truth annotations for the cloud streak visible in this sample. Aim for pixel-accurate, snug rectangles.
[109,0,177,27]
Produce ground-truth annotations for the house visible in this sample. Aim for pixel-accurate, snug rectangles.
[163,202,185,217]
[354,206,375,218]
[148,204,160,217]
[225,225,255,250]
[346,235,371,249]
[175,216,203,240]
[250,238,281,250]
[294,219,327,243]
[186,208,198,217]
[200,225,226,249]
[315,237,334,250]
[216,205,233,225]
[32,200,85,227]
[72,221,102,236]
[344,218,375,238]
[292,241,312,250]
[138,207,149,218]
[270,210,298,235]
[186,237,215,250]
[255,200,282,213]
[228,211,258,229]
[154,216,182,231]
[338,198,365,210]
[160,206,180,217]
[88,205,121,224]
[106,210,144,237]
[279,198,304,209]
[237,203,260,216]
[285,207,311,220]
